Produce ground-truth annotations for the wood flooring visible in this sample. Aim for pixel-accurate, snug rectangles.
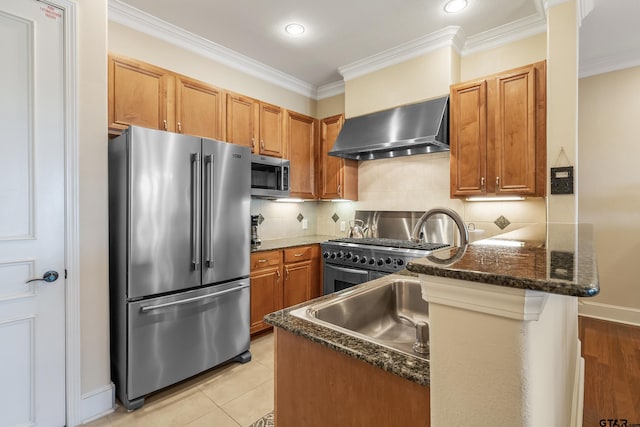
[579,316,640,427]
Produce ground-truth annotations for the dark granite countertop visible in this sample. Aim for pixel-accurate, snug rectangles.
[406,223,599,297]
[251,234,336,252]
[264,270,431,387]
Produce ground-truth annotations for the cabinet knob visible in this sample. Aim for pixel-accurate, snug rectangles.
[178,122,182,133]
[261,140,265,150]
[276,269,281,279]
[285,267,289,279]
[337,184,341,194]
[496,176,500,187]
[163,119,168,130]
[251,137,255,150]
[481,177,485,190]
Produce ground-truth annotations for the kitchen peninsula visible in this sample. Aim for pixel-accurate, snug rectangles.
[265,223,599,427]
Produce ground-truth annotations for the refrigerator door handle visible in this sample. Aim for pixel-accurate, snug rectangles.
[139,283,249,313]
[191,153,201,270]
[204,154,214,268]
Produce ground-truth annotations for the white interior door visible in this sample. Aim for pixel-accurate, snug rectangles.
[0,0,66,425]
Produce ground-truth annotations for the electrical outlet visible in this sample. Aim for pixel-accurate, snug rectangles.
[302,219,308,229]
[340,221,346,231]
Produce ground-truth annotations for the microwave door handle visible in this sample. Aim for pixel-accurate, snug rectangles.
[204,154,214,268]
[191,153,201,270]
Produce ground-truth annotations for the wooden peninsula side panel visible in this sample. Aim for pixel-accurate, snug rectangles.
[274,328,430,426]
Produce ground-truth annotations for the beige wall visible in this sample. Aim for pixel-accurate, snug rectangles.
[460,33,546,82]
[108,22,315,116]
[578,66,640,316]
[345,47,454,118]
[79,0,110,394]
[316,93,345,119]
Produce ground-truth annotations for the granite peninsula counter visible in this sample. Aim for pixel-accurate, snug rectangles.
[406,223,600,298]
[265,223,599,426]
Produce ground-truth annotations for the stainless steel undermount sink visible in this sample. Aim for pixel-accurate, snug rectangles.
[290,277,430,360]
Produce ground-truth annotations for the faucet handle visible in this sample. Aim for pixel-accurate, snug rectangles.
[413,321,430,354]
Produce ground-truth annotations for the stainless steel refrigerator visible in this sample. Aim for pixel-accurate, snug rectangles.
[108,126,251,410]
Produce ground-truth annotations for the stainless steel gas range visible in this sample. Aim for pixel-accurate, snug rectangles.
[321,210,458,295]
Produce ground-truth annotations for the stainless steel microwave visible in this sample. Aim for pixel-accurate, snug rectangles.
[250,154,290,199]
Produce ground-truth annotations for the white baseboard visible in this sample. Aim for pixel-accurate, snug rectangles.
[80,382,115,424]
[579,301,640,327]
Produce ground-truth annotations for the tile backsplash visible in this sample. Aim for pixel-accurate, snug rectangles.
[251,153,547,241]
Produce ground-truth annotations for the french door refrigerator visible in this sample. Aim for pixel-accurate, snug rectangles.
[108,126,251,410]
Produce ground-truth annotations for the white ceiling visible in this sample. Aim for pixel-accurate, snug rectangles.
[112,0,639,93]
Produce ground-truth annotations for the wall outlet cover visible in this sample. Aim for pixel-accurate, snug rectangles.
[550,166,574,195]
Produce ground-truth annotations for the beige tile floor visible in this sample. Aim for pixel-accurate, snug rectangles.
[84,332,274,427]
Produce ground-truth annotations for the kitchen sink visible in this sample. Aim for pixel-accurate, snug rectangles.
[290,277,430,360]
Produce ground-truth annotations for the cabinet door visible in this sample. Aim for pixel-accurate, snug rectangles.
[283,261,311,309]
[250,266,281,334]
[450,80,487,197]
[494,66,537,195]
[108,55,171,134]
[286,111,317,199]
[259,102,283,157]
[320,114,344,199]
[226,93,258,151]
[175,75,223,140]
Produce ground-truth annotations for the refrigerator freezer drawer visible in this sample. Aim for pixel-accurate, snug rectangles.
[126,280,250,400]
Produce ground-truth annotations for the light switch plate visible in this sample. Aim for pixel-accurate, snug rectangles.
[302,219,308,229]
[340,221,346,231]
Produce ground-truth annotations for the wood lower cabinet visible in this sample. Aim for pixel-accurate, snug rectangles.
[319,114,358,200]
[250,250,282,335]
[450,60,546,198]
[108,54,224,139]
[226,92,283,157]
[285,111,318,199]
[250,245,321,335]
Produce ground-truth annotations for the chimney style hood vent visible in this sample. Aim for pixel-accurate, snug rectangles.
[329,95,449,161]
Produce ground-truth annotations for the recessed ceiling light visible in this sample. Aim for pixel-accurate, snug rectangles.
[444,0,468,13]
[285,23,305,36]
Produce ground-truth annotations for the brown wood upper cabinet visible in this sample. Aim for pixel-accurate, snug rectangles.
[319,114,358,200]
[108,54,224,140]
[226,92,283,157]
[450,61,546,198]
[285,111,318,199]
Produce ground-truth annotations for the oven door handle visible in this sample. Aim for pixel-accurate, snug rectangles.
[327,265,370,275]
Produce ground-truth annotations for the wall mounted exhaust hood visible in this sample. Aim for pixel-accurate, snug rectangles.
[329,95,449,161]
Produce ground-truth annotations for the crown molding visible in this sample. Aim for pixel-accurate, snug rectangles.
[108,0,317,99]
[462,13,547,56]
[338,26,465,82]
[579,46,640,79]
[317,81,345,100]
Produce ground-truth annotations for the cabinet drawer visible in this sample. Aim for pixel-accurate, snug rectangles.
[251,250,281,270]
[283,246,312,263]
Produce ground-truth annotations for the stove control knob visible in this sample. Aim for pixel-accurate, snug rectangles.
[377,258,384,266]
[360,256,368,264]
[345,252,353,259]
[323,251,330,259]
[397,259,404,266]
[352,255,360,263]
[337,251,344,259]
[330,252,337,259]
[368,258,376,265]
[385,257,392,264]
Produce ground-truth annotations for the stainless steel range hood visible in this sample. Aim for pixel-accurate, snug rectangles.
[329,95,449,161]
